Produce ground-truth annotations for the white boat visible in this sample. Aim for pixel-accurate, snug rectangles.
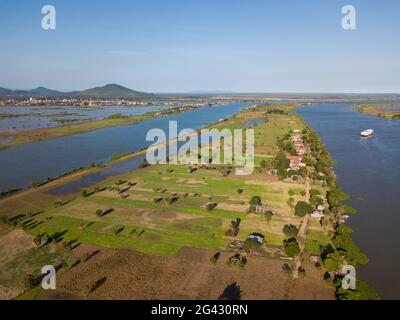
[360,129,374,137]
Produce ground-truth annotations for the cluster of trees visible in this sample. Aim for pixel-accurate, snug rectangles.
[277,136,297,156]
[294,201,313,217]
[327,184,349,214]
[265,109,288,115]
[248,196,262,213]
[333,225,369,266]
[226,253,248,269]
[273,151,290,180]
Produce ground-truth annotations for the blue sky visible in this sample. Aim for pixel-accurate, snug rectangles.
[0,0,399,93]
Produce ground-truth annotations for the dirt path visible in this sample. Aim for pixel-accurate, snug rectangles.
[293,175,311,279]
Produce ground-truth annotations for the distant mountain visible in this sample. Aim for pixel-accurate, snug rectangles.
[70,84,154,99]
[29,87,62,95]
[0,84,154,99]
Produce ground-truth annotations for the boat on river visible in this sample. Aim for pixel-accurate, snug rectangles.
[361,129,374,137]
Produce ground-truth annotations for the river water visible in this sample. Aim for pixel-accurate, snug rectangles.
[0,102,252,192]
[297,104,400,299]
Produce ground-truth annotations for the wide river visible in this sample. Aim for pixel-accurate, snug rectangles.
[298,104,400,299]
[0,102,252,192]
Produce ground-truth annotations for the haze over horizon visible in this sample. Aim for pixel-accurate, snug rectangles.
[1,0,399,93]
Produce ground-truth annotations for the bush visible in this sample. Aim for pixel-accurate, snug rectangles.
[249,196,262,206]
[210,252,221,265]
[237,189,243,194]
[295,201,313,217]
[206,203,218,211]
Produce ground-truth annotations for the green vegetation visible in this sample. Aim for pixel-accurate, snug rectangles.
[336,279,380,300]
[282,224,299,238]
[283,238,300,257]
[294,201,312,217]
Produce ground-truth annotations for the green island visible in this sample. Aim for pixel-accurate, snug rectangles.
[0,104,379,300]
[355,104,400,120]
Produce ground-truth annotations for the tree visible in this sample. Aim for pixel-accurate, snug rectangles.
[249,196,262,206]
[283,238,300,257]
[273,151,290,180]
[323,251,342,272]
[283,224,299,238]
[95,209,103,217]
[264,211,273,224]
[219,282,242,300]
[295,201,313,217]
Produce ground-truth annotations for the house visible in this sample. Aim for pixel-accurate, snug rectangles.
[311,210,324,220]
[288,156,305,171]
[254,205,272,214]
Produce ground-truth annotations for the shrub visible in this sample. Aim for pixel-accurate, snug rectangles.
[237,189,243,194]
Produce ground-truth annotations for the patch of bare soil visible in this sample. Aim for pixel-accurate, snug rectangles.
[45,247,333,300]
[290,262,335,300]
[177,179,207,185]
[216,202,247,212]
[0,226,34,299]
[0,226,33,267]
